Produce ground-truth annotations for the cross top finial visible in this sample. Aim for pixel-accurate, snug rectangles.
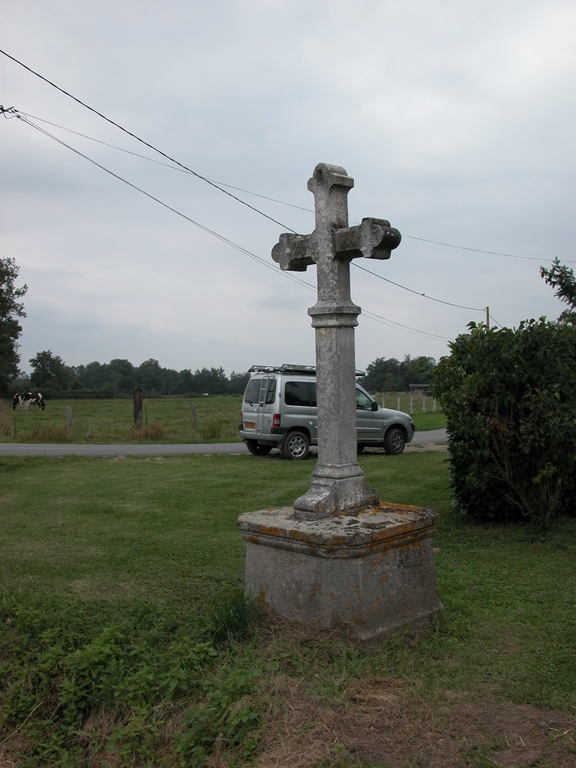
[307,163,354,230]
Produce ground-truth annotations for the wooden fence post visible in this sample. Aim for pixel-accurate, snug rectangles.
[133,388,143,429]
[191,402,198,429]
[66,405,72,429]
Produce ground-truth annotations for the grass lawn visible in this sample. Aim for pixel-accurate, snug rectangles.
[1,396,445,444]
[1,451,572,767]
[1,396,243,444]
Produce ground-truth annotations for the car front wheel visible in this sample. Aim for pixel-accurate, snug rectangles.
[281,431,310,460]
[384,427,405,455]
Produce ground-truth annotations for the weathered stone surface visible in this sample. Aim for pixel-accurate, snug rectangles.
[238,503,443,640]
[238,163,440,639]
[270,163,401,520]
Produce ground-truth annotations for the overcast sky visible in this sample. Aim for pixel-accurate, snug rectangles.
[1,0,575,377]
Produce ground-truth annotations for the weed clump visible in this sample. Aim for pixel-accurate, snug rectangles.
[127,421,170,441]
[203,588,262,643]
[0,594,260,767]
[0,406,14,438]
[19,424,73,443]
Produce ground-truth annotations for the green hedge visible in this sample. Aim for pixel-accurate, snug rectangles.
[432,320,576,526]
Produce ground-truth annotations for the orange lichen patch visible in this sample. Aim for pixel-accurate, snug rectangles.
[239,504,439,559]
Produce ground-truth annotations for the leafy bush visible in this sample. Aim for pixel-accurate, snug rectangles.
[432,319,576,526]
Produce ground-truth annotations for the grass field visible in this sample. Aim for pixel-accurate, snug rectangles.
[0,396,445,444]
[0,451,574,767]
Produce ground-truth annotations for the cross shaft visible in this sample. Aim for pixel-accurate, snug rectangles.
[272,163,401,520]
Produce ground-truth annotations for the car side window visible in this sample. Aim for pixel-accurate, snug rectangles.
[310,382,317,407]
[356,388,373,411]
[265,378,276,404]
[285,381,310,406]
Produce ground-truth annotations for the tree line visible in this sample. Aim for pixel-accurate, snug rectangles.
[361,355,436,392]
[1,255,438,398]
[18,352,251,398]
[14,351,437,399]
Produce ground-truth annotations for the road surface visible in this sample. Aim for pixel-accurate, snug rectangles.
[0,429,447,457]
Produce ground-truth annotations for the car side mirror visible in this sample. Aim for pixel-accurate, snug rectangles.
[371,401,379,411]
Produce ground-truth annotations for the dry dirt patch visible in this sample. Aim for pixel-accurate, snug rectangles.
[251,675,575,768]
[243,664,576,768]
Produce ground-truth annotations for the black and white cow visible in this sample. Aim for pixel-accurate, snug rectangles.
[12,392,46,411]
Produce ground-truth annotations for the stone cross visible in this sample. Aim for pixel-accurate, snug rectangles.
[272,163,401,520]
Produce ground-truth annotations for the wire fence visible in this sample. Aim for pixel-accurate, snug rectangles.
[373,393,441,415]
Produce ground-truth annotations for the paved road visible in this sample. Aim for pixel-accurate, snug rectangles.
[0,429,447,457]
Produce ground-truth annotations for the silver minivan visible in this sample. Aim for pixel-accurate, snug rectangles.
[239,364,415,459]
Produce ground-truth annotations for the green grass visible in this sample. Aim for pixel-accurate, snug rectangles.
[410,411,446,431]
[1,395,444,445]
[1,452,574,766]
[1,396,243,444]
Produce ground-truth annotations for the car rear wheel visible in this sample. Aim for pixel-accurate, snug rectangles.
[245,440,272,456]
[384,427,405,455]
[281,431,310,460]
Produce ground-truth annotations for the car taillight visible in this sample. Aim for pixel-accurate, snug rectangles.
[273,413,281,428]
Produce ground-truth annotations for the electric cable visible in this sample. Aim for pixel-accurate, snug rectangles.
[0,108,494,314]
[352,262,484,312]
[0,49,298,234]
[8,108,450,342]
[1,49,571,266]
[362,310,451,340]
[8,102,573,266]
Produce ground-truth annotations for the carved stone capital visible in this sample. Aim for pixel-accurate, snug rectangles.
[335,217,402,261]
[271,232,313,272]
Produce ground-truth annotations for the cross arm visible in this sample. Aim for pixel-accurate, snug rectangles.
[334,218,401,261]
[271,232,314,272]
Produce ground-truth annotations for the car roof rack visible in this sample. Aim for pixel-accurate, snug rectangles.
[248,363,365,376]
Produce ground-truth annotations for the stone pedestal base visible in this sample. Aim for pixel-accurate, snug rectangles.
[237,503,443,641]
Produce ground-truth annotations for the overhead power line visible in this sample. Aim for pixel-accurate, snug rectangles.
[7,109,449,342]
[1,49,571,266]
[2,104,488,317]
[0,48,297,234]
[352,262,484,312]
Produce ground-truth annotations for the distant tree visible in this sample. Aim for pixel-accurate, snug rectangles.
[190,367,228,395]
[29,350,72,390]
[135,359,164,393]
[362,355,435,392]
[228,371,250,395]
[540,258,576,323]
[362,358,401,392]
[75,361,105,390]
[383,372,396,391]
[402,355,436,388]
[0,257,27,395]
[178,369,195,393]
[106,359,135,393]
